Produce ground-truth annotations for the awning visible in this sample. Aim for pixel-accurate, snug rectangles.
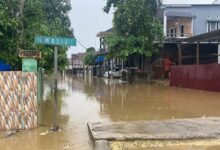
[0,61,11,71]
[165,11,194,17]
[95,56,105,63]
[179,29,220,43]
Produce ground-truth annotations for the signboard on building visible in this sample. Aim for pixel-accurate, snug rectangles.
[35,36,76,46]
[22,58,37,72]
[19,50,41,59]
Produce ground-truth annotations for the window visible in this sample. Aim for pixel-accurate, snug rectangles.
[170,29,174,37]
[208,21,220,32]
[174,28,177,37]
[179,25,184,37]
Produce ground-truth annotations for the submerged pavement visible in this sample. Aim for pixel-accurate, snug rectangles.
[2,75,220,150]
[88,117,220,149]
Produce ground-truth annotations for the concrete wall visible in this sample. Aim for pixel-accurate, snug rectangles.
[0,72,37,131]
[165,5,220,36]
[193,5,220,35]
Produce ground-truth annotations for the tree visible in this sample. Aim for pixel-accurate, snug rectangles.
[0,0,73,72]
[104,0,164,59]
[0,0,20,67]
[83,47,96,66]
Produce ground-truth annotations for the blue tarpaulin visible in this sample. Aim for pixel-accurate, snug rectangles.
[96,56,105,63]
[0,61,11,71]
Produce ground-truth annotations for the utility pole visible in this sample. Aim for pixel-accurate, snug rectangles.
[53,46,58,129]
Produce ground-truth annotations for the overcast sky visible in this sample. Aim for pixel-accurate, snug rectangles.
[68,0,113,58]
[67,0,216,58]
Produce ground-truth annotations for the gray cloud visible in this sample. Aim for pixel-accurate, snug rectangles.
[68,0,113,57]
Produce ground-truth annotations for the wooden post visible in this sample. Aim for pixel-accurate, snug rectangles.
[178,43,182,65]
[196,42,200,65]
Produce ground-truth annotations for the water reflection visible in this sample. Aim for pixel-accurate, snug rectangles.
[68,75,220,122]
[1,74,220,150]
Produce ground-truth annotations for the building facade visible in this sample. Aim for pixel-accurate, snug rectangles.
[163,3,220,38]
[96,1,220,80]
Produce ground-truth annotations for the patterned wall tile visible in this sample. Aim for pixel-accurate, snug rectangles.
[0,72,37,131]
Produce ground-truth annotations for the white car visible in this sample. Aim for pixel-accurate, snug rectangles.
[104,68,127,78]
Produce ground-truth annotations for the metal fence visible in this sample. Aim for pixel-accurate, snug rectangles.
[170,64,220,92]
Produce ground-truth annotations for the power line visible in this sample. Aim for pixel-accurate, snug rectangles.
[76,38,88,50]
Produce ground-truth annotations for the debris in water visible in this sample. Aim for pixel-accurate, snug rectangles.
[40,126,62,136]
[3,129,19,138]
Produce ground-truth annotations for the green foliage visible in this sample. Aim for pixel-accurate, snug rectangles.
[0,0,73,72]
[104,0,164,59]
[104,0,161,15]
[83,47,96,66]
[104,0,121,13]
[0,0,20,67]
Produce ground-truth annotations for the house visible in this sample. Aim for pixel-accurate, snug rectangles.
[162,0,220,92]
[97,28,113,52]
[71,53,85,68]
[158,1,220,78]
[170,30,220,92]
[96,28,124,77]
[71,53,85,74]
[96,0,220,83]
[162,0,220,38]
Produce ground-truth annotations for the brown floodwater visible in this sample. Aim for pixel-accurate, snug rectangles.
[1,74,220,150]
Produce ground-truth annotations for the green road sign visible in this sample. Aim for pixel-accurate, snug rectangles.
[22,58,37,72]
[35,36,76,46]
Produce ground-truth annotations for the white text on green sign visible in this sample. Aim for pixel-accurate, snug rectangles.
[35,36,76,46]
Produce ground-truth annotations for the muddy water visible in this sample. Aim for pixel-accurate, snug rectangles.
[1,75,220,150]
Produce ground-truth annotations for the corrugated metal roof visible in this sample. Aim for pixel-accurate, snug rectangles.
[96,28,113,37]
[179,30,220,43]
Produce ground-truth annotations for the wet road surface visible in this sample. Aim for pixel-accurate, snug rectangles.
[1,74,220,150]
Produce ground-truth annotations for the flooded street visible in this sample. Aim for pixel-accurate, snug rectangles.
[2,75,220,150]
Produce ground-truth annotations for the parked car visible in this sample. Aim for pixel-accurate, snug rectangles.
[104,68,128,78]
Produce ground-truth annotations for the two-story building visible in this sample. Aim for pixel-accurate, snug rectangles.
[163,2,220,38]
[96,28,124,77]
[162,1,220,61]
[162,0,220,92]
[154,1,220,77]
[96,0,220,86]
[70,53,85,74]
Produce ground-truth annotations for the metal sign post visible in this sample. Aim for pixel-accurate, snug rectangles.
[35,36,76,130]
[53,46,58,129]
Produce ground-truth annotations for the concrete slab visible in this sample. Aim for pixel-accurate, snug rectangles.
[88,117,220,141]
[95,140,111,150]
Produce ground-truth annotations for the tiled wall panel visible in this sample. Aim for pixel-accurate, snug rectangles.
[0,72,37,131]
